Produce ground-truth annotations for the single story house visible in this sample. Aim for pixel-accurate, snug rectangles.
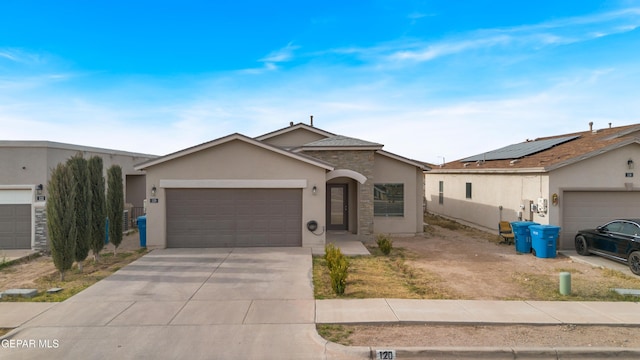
[0,141,156,251]
[425,122,640,250]
[135,122,426,249]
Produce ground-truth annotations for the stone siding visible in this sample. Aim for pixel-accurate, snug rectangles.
[34,205,48,252]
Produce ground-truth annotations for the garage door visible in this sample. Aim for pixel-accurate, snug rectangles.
[166,188,302,248]
[561,191,640,250]
[0,204,31,249]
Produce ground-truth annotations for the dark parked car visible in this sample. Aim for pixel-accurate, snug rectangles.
[575,219,640,275]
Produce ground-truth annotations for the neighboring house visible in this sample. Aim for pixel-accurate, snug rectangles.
[425,123,640,250]
[0,141,156,251]
[135,122,426,249]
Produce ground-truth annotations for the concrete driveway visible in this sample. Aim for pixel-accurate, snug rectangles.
[1,248,357,359]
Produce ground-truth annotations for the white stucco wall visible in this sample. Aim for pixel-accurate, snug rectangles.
[425,171,550,232]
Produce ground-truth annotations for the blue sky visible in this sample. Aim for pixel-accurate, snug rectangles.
[1,1,640,164]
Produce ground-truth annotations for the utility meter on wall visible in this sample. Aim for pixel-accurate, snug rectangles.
[537,198,548,214]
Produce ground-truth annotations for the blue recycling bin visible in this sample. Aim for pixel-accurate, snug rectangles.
[530,225,561,258]
[511,221,539,253]
[136,216,147,248]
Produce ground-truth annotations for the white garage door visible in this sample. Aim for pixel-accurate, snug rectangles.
[0,204,31,249]
[166,188,302,248]
[561,191,640,250]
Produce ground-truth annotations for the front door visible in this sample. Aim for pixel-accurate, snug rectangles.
[327,184,348,230]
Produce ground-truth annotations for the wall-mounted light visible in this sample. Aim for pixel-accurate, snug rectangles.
[151,185,157,197]
[628,159,634,170]
[36,184,43,195]
[312,185,317,195]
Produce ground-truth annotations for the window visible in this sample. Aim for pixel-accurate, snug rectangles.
[438,181,444,205]
[465,182,472,199]
[374,183,404,216]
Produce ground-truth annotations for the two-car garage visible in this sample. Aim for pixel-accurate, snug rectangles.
[165,188,302,248]
[136,133,331,249]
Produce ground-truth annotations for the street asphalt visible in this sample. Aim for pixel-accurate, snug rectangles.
[1,244,640,359]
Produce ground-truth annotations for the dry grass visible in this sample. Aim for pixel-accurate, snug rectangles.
[0,249,148,303]
[313,247,455,299]
[316,324,354,345]
[511,267,640,301]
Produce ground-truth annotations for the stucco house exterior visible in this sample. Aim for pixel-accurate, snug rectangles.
[0,141,156,251]
[135,122,426,249]
[425,123,640,250]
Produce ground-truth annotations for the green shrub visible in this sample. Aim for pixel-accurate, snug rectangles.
[325,243,340,270]
[376,234,393,255]
[325,243,349,295]
[330,254,349,295]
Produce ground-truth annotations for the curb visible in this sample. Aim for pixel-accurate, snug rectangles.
[325,342,640,359]
[377,346,640,359]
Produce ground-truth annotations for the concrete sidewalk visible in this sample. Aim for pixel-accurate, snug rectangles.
[316,298,640,325]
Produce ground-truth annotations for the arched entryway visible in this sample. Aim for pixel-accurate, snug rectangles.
[326,169,367,235]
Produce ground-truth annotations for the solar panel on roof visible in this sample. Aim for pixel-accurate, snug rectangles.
[461,135,580,162]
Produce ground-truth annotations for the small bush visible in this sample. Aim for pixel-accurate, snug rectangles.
[325,243,339,270]
[376,234,393,255]
[325,243,349,295]
[330,255,349,295]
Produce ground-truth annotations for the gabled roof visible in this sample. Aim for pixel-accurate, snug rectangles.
[433,123,640,172]
[254,122,335,141]
[299,135,384,151]
[134,133,334,171]
[377,150,428,170]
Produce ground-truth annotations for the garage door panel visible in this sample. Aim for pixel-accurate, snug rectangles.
[561,191,640,250]
[0,204,31,249]
[166,188,301,248]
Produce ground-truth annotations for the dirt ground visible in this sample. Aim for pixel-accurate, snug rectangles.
[0,231,141,291]
[394,225,614,301]
[343,223,640,348]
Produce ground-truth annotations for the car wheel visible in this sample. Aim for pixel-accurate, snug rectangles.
[629,251,640,276]
[575,236,590,256]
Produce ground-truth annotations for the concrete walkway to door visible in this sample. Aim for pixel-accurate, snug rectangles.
[0,248,362,360]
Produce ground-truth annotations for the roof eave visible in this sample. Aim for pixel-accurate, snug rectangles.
[298,145,384,151]
[376,150,427,170]
[134,133,335,171]
[427,167,547,174]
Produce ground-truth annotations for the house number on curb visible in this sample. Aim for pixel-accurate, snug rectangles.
[376,350,396,360]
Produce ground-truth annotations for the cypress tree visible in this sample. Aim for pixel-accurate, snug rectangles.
[88,156,106,261]
[107,165,124,255]
[67,154,91,271]
[46,163,76,281]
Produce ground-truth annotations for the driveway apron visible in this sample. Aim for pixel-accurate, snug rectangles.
[1,248,341,360]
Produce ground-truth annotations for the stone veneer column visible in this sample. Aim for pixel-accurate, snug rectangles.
[302,149,375,238]
[34,204,48,252]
